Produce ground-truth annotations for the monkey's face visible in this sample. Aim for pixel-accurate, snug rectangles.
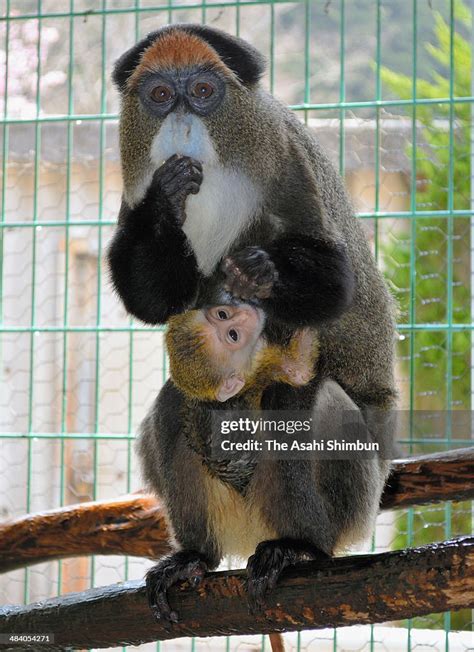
[121,65,233,205]
[196,303,265,400]
[137,67,226,120]
[117,28,263,209]
[116,26,268,207]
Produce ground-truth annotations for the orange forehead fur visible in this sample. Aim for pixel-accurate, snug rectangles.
[128,31,229,88]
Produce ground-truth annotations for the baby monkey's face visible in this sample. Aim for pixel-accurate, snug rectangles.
[195,303,265,401]
[202,303,265,362]
[202,304,263,352]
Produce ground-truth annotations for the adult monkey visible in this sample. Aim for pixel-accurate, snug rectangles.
[108,24,396,625]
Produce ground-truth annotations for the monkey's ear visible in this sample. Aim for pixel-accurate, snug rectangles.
[216,375,246,402]
[112,30,163,93]
[181,25,266,86]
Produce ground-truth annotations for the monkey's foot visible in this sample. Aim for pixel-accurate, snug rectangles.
[246,538,327,613]
[146,551,208,623]
[222,247,277,300]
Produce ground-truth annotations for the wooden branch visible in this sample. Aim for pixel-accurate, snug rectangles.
[380,446,474,510]
[1,447,473,575]
[0,494,171,574]
[0,537,472,650]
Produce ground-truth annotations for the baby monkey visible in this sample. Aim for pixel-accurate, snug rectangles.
[166,301,319,403]
[164,304,318,652]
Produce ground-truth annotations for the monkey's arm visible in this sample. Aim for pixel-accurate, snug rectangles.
[107,156,202,325]
[223,235,355,327]
[137,382,222,622]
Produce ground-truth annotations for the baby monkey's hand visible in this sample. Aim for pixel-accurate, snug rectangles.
[222,247,278,300]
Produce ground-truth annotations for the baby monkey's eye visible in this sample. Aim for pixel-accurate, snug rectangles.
[217,309,229,320]
[150,85,173,103]
[227,328,239,343]
[192,82,214,99]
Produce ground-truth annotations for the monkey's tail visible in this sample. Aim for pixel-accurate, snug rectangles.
[268,632,285,652]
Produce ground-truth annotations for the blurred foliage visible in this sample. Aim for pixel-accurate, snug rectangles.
[381,0,472,631]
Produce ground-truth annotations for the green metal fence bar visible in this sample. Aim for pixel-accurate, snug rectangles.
[0,0,299,22]
[0,0,9,459]
[2,95,474,126]
[4,209,474,229]
[370,4,383,650]
[443,1,456,643]
[3,321,474,333]
[57,0,76,598]
[373,0,382,266]
[407,2,418,642]
[23,0,44,605]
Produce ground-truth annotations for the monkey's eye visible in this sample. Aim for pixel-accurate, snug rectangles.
[192,82,214,99]
[227,329,239,343]
[217,309,229,320]
[150,85,174,103]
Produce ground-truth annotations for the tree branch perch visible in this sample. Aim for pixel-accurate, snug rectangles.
[1,447,473,574]
[380,447,474,510]
[0,494,170,574]
[0,537,472,650]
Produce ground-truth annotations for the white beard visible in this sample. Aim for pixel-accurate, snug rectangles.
[133,112,263,277]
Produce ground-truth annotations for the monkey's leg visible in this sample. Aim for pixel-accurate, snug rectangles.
[107,155,203,324]
[246,538,329,613]
[138,382,222,623]
[247,379,392,611]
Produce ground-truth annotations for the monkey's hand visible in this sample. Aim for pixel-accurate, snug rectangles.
[146,551,208,624]
[222,247,277,300]
[246,539,328,614]
[151,154,203,226]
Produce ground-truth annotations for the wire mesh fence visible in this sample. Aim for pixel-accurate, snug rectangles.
[0,0,473,650]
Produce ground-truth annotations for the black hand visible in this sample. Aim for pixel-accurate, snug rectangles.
[222,247,278,300]
[146,551,208,624]
[150,154,203,226]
